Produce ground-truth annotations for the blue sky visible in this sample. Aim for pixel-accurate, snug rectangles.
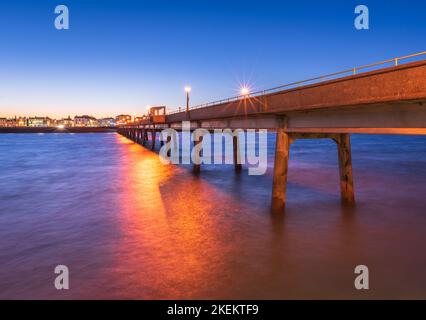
[0,0,425,118]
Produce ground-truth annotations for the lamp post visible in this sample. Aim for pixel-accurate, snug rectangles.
[185,86,191,113]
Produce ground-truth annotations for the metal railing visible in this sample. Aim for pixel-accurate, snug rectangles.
[167,51,426,115]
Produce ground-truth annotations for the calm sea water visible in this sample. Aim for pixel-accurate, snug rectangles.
[0,132,426,299]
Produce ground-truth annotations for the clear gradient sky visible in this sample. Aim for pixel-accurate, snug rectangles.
[0,0,425,118]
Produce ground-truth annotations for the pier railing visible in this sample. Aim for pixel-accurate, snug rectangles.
[167,51,426,115]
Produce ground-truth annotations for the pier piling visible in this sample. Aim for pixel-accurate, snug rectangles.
[335,134,355,205]
[233,135,242,172]
[192,135,203,174]
[151,130,156,150]
[271,120,290,212]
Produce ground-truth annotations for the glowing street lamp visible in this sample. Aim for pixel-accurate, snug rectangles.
[185,86,191,113]
[241,86,250,97]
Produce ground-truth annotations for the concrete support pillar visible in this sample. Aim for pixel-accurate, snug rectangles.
[141,129,146,146]
[151,130,156,150]
[138,129,142,144]
[233,134,242,172]
[166,135,172,157]
[193,135,203,174]
[335,134,355,205]
[271,120,290,212]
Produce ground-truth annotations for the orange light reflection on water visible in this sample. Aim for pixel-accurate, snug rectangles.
[111,134,235,299]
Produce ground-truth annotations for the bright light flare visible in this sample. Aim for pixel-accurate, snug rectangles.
[184,86,192,93]
[57,124,65,129]
[240,87,250,96]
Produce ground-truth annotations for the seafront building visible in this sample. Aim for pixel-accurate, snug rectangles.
[0,114,129,128]
[16,117,27,127]
[115,115,132,126]
[28,117,52,127]
[74,115,99,127]
[0,117,29,127]
[57,116,75,127]
[98,117,116,127]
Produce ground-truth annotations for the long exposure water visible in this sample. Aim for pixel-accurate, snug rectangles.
[0,132,426,299]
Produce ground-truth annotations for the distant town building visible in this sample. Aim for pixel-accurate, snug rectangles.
[74,115,98,127]
[16,117,27,127]
[0,117,28,127]
[0,115,121,127]
[115,115,132,126]
[28,117,52,127]
[7,119,17,127]
[0,118,7,127]
[98,118,116,127]
[57,116,74,127]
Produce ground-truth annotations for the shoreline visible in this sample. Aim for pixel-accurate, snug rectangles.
[0,127,117,134]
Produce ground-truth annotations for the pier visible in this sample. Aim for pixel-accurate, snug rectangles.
[118,53,426,211]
